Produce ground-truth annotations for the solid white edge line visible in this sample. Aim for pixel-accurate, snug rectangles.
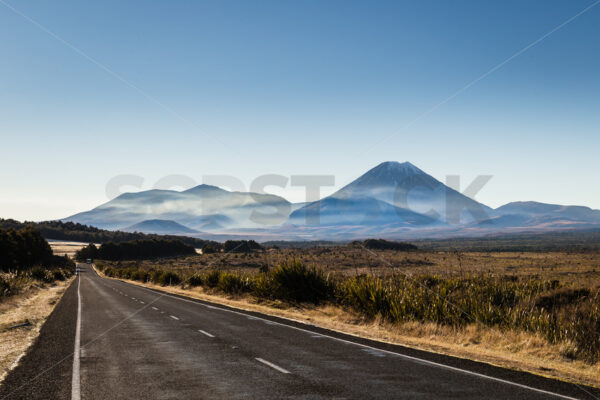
[255,358,290,374]
[198,329,215,338]
[71,270,81,400]
[105,274,581,400]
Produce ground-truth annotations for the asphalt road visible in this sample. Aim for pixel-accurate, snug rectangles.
[1,263,599,399]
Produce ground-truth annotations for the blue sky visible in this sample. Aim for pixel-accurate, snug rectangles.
[1,0,599,221]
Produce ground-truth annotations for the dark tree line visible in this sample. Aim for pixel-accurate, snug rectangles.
[0,227,73,272]
[0,219,221,251]
[75,239,197,261]
[350,239,418,251]
[223,240,263,253]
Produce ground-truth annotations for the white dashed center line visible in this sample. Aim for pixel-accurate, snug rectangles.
[152,307,159,311]
[170,315,179,320]
[198,329,215,338]
[255,358,290,374]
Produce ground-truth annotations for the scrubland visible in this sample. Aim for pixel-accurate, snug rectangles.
[97,245,600,387]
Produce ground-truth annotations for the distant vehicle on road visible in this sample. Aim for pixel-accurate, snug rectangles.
[86,259,92,264]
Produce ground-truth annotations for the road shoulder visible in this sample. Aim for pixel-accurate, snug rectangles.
[0,276,78,400]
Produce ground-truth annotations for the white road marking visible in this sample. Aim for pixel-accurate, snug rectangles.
[152,307,159,311]
[255,358,290,374]
[362,348,386,357]
[139,301,145,304]
[198,329,215,338]
[71,272,81,400]
[170,315,179,320]
[117,280,579,400]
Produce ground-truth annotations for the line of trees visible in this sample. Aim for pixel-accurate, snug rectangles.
[349,239,418,251]
[75,239,197,261]
[223,240,263,253]
[0,227,73,272]
[0,219,221,250]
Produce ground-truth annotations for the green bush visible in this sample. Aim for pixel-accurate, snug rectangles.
[252,273,275,299]
[217,272,250,294]
[31,266,51,282]
[157,271,180,286]
[150,269,164,284]
[205,270,221,288]
[269,260,332,304]
[131,269,149,282]
[0,276,13,297]
[52,269,66,281]
[187,274,203,287]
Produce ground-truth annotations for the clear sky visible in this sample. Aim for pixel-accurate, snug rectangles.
[1,0,599,221]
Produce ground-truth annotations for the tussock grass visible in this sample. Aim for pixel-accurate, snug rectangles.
[269,260,332,304]
[0,267,74,301]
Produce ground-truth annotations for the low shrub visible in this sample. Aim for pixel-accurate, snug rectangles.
[217,272,250,294]
[269,260,333,304]
[131,269,149,282]
[535,288,590,311]
[252,274,275,299]
[149,269,164,284]
[31,266,51,283]
[205,270,221,288]
[0,276,13,297]
[52,269,66,281]
[187,274,203,287]
[157,271,180,286]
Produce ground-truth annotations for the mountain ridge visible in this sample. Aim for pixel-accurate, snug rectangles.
[63,161,600,239]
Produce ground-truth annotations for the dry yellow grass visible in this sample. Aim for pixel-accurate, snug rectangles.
[48,241,89,259]
[115,249,600,287]
[0,279,73,384]
[96,266,600,388]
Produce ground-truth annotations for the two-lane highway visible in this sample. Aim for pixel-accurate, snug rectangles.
[1,264,599,399]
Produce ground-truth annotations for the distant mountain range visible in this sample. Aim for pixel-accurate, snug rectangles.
[63,162,600,240]
[65,184,290,231]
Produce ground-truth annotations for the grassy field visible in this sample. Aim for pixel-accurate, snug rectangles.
[48,240,90,259]
[100,246,600,285]
[95,243,600,386]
